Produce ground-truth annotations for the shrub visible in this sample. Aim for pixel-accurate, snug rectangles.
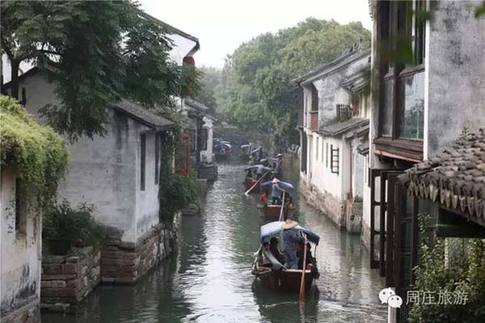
[43,200,105,248]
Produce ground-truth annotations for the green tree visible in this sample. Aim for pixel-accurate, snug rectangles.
[220,18,371,148]
[1,1,184,140]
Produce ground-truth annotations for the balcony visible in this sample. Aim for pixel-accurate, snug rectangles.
[309,111,319,131]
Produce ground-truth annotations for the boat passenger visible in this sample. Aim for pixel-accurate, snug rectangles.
[282,219,304,269]
[270,178,282,205]
[269,237,285,265]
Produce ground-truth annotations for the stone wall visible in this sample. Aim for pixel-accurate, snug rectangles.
[0,300,39,323]
[300,178,362,233]
[41,247,101,312]
[101,223,175,284]
[299,178,345,228]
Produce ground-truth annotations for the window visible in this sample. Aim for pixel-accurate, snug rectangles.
[140,133,146,191]
[378,0,426,141]
[311,84,318,112]
[336,104,352,122]
[191,129,197,152]
[352,94,360,116]
[199,128,208,151]
[325,143,329,168]
[330,145,340,174]
[155,134,160,185]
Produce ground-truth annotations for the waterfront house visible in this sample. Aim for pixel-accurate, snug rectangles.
[295,46,371,233]
[1,97,67,323]
[1,14,200,287]
[365,0,485,320]
[1,167,43,323]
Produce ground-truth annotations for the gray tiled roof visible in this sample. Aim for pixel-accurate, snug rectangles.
[113,99,173,130]
[404,129,485,224]
[319,118,369,137]
[184,97,209,112]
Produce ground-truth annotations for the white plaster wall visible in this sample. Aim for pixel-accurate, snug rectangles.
[200,116,214,163]
[425,0,485,157]
[1,168,41,314]
[135,132,160,240]
[18,73,160,243]
[308,134,344,200]
[168,34,197,65]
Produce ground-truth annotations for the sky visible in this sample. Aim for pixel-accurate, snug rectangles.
[139,0,373,68]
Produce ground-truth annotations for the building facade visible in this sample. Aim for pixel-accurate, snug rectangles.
[365,0,485,320]
[1,168,42,323]
[296,48,371,232]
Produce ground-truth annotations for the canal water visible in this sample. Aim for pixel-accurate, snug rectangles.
[42,158,386,323]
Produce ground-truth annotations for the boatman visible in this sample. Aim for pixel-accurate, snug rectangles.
[281,218,303,269]
[270,178,282,205]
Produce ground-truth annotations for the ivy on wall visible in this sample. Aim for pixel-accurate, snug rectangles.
[0,95,68,207]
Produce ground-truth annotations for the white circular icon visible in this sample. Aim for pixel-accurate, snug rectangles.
[378,287,396,304]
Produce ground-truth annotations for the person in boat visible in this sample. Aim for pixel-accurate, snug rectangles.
[269,237,285,265]
[283,193,293,209]
[297,242,320,278]
[282,218,304,269]
[270,178,282,205]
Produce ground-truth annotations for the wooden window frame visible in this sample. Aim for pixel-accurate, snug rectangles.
[376,0,426,161]
[330,145,339,175]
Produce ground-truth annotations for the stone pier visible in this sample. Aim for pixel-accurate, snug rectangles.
[41,247,101,312]
[101,223,176,284]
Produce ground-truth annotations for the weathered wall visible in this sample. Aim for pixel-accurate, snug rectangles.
[425,0,485,157]
[200,116,214,163]
[101,223,175,283]
[307,54,370,127]
[1,168,41,323]
[135,132,161,240]
[20,73,160,244]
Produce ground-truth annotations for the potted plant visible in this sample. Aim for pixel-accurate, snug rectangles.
[43,201,105,255]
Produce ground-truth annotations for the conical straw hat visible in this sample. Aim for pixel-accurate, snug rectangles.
[282,219,298,230]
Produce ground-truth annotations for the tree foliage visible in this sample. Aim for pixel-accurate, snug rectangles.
[217,18,371,148]
[1,1,186,140]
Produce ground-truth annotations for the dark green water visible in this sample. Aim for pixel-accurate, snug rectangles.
[42,158,386,323]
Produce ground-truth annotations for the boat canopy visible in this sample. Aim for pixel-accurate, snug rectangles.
[260,180,294,192]
[260,221,320,245]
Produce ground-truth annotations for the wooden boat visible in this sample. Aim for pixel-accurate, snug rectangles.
[244,177,260,193]
[253,263,314,293]
[261,204,294,220]
[251,221,320,293]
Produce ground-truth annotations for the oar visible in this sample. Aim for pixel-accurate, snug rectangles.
[299,233,308,302]
[278,191,286,222]
[244,170,271,195]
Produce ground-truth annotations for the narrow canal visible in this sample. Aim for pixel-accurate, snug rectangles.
[42,158,387,323]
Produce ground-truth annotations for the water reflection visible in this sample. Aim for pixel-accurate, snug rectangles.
[42,160,386,323]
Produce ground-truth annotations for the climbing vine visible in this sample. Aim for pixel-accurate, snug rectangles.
[0,96,68,207]
[409,214,485,322]
[158,127,199,223]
